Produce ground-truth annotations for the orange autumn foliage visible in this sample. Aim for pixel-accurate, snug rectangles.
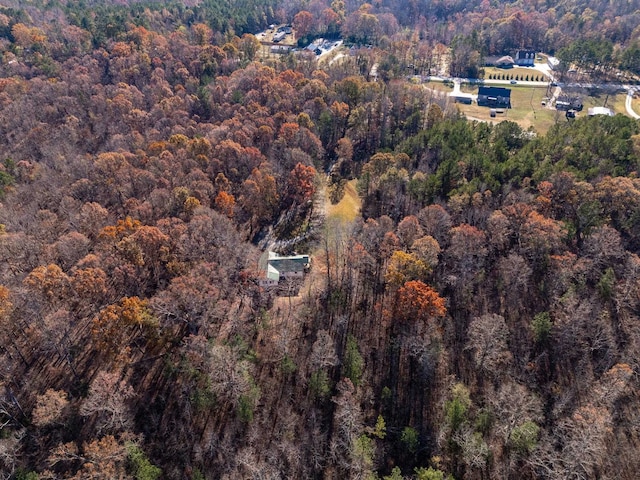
[286,162,317,205]
[396,280,446,323]
[98,216,141,240]
[91,296,157,356]
[215,190,236,218]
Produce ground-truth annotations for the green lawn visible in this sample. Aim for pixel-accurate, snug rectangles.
[424,78,635,134]
[580,90,627,115]
[452,85,631,135]
[453,86,559,134]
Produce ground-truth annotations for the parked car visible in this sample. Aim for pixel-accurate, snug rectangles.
[510,80,517,84]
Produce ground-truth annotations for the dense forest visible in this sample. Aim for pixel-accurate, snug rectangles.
[0,0,639,479]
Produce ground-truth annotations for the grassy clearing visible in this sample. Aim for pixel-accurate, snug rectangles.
[452,84,631,135]
[459,83,477,94]
[453,86,559,134]
[423,80,454,94]
[327,180,361,223]
[580,90,627,115]
[632,96,640,115]
[423,80,475,94]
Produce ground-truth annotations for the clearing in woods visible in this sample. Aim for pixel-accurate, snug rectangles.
[326,180,361,224]
[307,179,362,294]
[269,178,361,316]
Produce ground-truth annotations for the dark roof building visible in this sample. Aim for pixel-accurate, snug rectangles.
[272,31,286,43]
[268,254,310,277]
[556,95,583,111]
[515,49,536,66]
[477,86,512,108]
[453,96,472,104]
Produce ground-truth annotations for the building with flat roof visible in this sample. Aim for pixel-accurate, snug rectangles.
[588,107,614,117]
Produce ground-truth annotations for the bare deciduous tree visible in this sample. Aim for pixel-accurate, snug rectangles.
[530,405,612,480]
[80,371,135,433]
[32,389,69,428]
[466,314,512,378]
[488,381,543,443]
[310,330,339,370]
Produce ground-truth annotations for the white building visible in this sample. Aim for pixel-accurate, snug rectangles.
[588,107,614,117]
[547,56,560,70]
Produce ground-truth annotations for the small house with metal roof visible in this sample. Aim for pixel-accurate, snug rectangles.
[556,95,583,112]
[259,252,311,287]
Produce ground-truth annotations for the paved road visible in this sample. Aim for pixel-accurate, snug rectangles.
[424,75,635,92]
[423,75,549,88]
[450,79,476,100]
[626,90,640,119]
